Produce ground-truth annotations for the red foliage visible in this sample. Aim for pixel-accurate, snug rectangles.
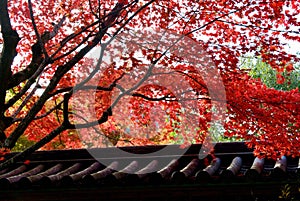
[276,73,285,84]
[118,0,128,4]
[23,160,30,165]
[0,0,299,160]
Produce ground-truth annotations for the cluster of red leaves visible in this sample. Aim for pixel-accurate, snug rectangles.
[0,148,10,162]
[224,72,300,159]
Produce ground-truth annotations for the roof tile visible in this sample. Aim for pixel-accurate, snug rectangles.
[0,143,300,200]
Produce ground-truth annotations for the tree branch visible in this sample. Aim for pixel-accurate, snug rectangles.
[5,60,48,110]
[63,93,72,127]
[51,84,118,96]
[8,43,44,89]
[0,0,21,143]
[27,0,49,59]
[13,101,63,123]
[0,125,67,170]
[7,15,66,109]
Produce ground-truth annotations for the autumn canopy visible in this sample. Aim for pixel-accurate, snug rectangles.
[0,0,299,168]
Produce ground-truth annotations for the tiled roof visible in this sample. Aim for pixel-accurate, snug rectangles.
[0,142,299,201]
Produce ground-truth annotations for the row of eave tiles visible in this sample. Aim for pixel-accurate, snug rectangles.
[0,156,299,189]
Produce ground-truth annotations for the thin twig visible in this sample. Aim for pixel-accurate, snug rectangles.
[27,0,49,59]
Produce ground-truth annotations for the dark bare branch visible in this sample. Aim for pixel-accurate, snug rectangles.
[27,0,49,59]
[63,93,72,127]
[8,43,44,89]
[0,0,21,142]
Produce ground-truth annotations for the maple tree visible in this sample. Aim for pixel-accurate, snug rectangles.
[0,0,300,169]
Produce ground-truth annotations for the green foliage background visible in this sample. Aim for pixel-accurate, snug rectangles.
[241,56,300,91]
